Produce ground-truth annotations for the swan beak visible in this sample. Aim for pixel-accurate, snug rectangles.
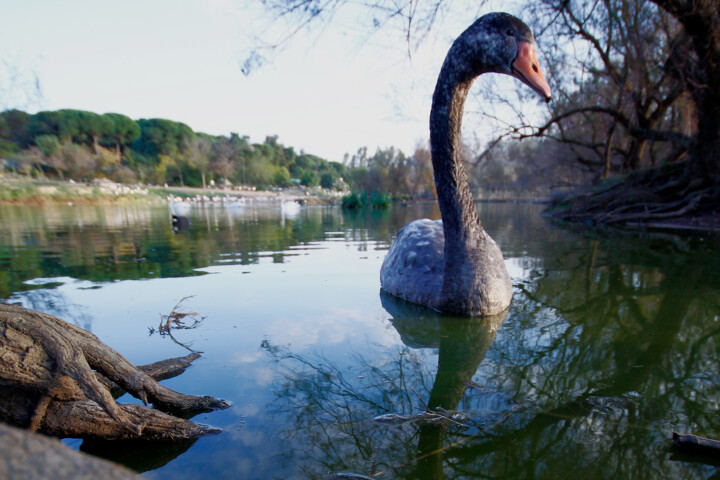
[512,41,552,102]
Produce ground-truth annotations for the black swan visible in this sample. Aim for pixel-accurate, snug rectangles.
[380,12,551,316]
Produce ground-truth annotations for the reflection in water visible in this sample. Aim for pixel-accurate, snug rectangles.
[0,203,360,298]
[261,293,509,479]
[80,438,197,473]
[484,226,720,479]
[383,292,509,480]
[2,201,720,478]
[150,296,205,353]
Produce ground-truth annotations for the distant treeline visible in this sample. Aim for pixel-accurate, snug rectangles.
[0,109,444,201]
[0,108,348,190]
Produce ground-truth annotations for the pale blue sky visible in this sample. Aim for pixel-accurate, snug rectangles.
[1,0,533,162]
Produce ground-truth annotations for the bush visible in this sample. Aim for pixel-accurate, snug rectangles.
[341,192,364,209]
[341,191,391,209]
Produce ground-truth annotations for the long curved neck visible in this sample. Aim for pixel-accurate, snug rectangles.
[430,56,485,254]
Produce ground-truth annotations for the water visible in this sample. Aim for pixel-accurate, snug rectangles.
[1,201,720,479]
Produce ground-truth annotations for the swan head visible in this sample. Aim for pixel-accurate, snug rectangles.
[454,12,552,101]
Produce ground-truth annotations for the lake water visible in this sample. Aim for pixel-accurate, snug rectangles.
[2,201,720,479]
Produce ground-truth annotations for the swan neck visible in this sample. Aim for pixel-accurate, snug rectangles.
[430,61,485,252]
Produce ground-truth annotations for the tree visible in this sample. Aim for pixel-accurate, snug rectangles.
[210,136,238,183]
[273,165,292,186]
[0,115,12,156]
[184,134,212,189]
[0,109,32,148]
[0,59,42,112]
[299,168,320,187]
[103,113,140,158]
[242,0,463,74]
[650,0,720,182]
[34,134,65,179]
[538,0,720,224]
[73,110,114,154]
[319,171,337,189]
[132,118,194,160]
[463,0,690,181]
[29,111,67,141]
[409,145,436,198]
[210,155,235,182]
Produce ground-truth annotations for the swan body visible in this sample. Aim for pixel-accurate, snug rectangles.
[380,13,551,316]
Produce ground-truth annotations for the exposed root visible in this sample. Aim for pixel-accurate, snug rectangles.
[547,162,720,228]
[0,302,229,441]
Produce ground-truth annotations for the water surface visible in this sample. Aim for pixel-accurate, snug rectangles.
[1,201,719,479]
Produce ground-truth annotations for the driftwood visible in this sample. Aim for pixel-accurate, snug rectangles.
[0,302,229,441]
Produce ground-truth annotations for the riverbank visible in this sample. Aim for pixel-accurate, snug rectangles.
[545,169,720,232]
[3,176,718,232]
[0,176,336,207]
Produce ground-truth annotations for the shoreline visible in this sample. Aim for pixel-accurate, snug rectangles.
[0,177,337,207]
[2,177,718,233]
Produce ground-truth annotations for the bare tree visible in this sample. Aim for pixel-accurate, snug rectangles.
[471,0,690,179]
[240,0,473,74]
[0,59,42,111]
[184,135,212,189]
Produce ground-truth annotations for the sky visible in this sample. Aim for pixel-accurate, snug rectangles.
[0,0,531,163]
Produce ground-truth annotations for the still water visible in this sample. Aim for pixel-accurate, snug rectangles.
[1,201,720,479]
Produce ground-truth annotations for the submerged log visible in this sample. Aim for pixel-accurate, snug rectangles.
[673,432,720,457]
[0,302,229,441]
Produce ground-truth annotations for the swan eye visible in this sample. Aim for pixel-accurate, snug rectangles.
[506,28,514,37]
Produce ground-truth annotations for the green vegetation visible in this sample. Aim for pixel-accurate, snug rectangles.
[340,145,435,209]
[1,108,446,207]
[0,109,350,193]
[341,191,391,209]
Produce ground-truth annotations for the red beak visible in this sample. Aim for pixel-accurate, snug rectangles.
[512,41,552,102]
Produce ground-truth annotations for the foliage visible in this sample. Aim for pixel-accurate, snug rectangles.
[103,112,141,154]
[131,118,195,160]
[341,190,391,209]
[0,108,358,192]
[344,145,435,201]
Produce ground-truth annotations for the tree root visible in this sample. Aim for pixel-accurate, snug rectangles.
[0,302,229,441]
[596,189,709,223]
[98,352,203,396]
[547,162,720,228]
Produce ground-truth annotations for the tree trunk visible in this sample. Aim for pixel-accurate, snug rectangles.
[0,302,229,441]
[603,123,617,179]
[651,0,720,181]
[92,135,100,155]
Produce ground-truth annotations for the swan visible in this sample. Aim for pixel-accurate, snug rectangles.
[380,13,551,316]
